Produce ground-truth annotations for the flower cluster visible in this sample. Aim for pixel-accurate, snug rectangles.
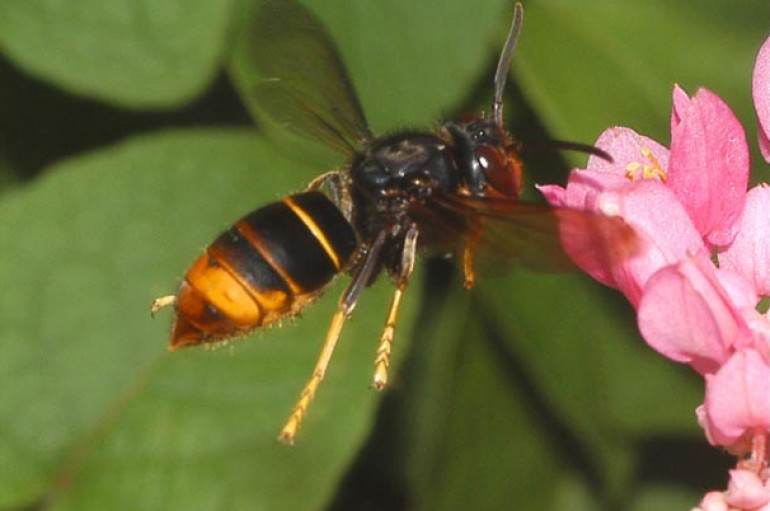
[539,37,770,510]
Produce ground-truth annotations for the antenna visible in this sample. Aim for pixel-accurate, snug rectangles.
[492,2,524,127]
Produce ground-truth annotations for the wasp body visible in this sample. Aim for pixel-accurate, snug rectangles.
[153,0,636,444]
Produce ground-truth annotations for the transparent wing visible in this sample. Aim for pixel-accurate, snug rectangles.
[418,194,640,274]
[229,0,372,155]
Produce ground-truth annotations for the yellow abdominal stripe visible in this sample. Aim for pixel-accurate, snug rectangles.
[283,197,343,271]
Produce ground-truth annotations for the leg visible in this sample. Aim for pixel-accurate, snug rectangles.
[462,245,476,290]
[462,217,483,290]
[279,307,347,444]
[150,295,176,317]
[372,224,418,390]
[306,170,353,220]
[306,170,342,191]
[279,230,388,444]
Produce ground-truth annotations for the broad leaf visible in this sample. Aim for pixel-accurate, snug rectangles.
[0,0,234,107]
[515,0,768,170]
[0,129,418,510]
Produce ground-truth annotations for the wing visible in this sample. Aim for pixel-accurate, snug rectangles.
[228,0,372,155]
[418,194,640,274]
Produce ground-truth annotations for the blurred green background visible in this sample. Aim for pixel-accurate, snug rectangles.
[0,0,768,510]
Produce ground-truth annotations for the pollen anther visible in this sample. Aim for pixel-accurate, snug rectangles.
[625,146,667,182]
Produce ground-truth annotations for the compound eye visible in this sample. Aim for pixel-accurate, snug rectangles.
[475,144,519,197]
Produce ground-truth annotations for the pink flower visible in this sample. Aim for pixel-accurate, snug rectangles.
[696,491,730,511]
[695,470,770,511]
[634,243,770,452]
[724,469,770,509]
[636,255,753,375]
[699,350,770,452]
[633,190,770,456]
[720,185,770,298]
[539,127,707,307]
[541,34,770,507]
[541,85,749,278]
[668,86,750,249]
[753,37,770,162]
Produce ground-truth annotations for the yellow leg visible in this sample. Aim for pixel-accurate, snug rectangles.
[462,246,476,290]
[462,218,483,290]
[279,228,389,444]
[279,308,347,444]
[371,224,418,390]
[372,286,405,390]
[150,295,176,317]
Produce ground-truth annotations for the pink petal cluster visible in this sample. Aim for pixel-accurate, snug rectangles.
[540,36,770,510]
[697,468,770,511]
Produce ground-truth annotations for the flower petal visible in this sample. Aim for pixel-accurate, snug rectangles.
[586,126,669,179]
[702,349,770,449]
[720,184,770,297]
[538,169,632,292]
[713,266,760,313]
[637,255,751,374]
[696,491,729,511]
[670,84,691,133]
[668,88,749,249]
[753,36,770,163]
[725,469,770,509]
[542,176,705,306]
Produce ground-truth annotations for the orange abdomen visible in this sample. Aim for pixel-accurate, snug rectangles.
[170,191,358,350]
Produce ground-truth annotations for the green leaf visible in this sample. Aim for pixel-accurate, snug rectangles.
[229,0,510,139]
[0,129,418,510]
[0,150,19,194]
[404,302,561,511]
[317,0,515,132]
[0,0,234,108]
[629,484,703,511]
[480,270,702,498]
[515,0,769,170]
